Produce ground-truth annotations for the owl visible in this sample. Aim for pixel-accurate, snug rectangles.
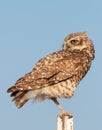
[7,32,95,112]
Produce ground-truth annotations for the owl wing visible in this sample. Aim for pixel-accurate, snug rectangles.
[7,50,84,92]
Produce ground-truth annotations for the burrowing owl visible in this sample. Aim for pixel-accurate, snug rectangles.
[7,32,95,111]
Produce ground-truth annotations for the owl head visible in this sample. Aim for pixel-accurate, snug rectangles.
[63,32,95,59]
[63,32,92,50]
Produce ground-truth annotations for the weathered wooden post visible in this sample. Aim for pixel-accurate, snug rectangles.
[57,112,73,130]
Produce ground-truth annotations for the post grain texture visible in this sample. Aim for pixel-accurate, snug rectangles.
[57,113,73,130]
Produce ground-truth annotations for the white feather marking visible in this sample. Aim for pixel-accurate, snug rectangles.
[22,87,52,103]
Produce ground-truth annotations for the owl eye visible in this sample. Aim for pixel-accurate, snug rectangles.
[70,39,79,44]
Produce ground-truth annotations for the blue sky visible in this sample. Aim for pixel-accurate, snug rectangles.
[0,0,102,130]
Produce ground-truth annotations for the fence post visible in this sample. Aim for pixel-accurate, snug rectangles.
[56,112,73,130]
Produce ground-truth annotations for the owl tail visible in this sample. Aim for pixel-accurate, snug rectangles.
[10,91,28,108]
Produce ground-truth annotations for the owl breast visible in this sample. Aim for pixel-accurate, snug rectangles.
[46,80,77,99]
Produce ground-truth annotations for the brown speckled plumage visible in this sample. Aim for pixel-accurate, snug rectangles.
[7,32,95,109]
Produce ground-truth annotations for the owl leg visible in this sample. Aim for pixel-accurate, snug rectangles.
[51,98,66,112]
[51,98,72,117]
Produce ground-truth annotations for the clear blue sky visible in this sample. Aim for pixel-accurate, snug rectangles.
[0,0,101,130]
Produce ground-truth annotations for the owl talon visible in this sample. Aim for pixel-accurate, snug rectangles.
[59,111,72,119]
